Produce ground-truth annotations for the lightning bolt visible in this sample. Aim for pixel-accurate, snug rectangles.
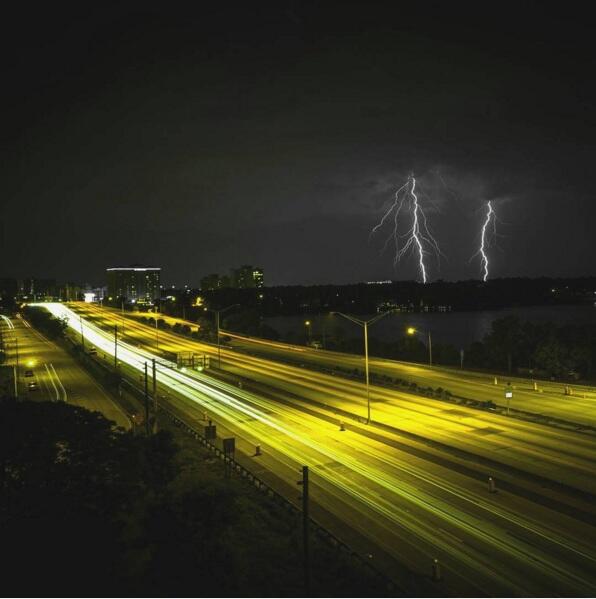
[371,174,442,284]
[478,200,496,282]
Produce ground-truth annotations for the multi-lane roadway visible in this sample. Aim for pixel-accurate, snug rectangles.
[48,302,596,596]
[104,308,596,428]
[220,330,596,429]
[0,312,130,428]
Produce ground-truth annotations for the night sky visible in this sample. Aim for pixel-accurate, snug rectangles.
[3,2,595,286]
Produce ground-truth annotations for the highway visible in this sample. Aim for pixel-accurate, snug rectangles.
[47,302,596,596]
[0,313,130,429]
[122,309,596,428]
[93,308,596,428]
[222,330,596,428]
[74,304,596,495]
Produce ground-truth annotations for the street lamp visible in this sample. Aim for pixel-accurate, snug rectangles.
[330,310,396,424]
[206,304,240,368]
[406,326,433,366]
[304,320,312,345]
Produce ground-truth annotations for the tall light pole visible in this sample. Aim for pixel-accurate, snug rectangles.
[304,320,312,345]
[330,310,396,424]
[406,326,432,366]
[14,336,19,398]
[114,324,118,371]
[208,304,240,368]
[79,314,85,352]
[14,336,19,375]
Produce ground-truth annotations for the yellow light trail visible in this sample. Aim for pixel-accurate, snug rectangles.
[33,302,596,596]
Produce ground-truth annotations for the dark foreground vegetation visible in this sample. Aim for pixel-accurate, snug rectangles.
[0,398,392,597]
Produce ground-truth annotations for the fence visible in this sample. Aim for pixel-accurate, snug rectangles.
[159,404,401,594]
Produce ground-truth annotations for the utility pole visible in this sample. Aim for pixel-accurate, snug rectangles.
[114,324,118,370]
[144,362,150,435]
[297,466,310,595]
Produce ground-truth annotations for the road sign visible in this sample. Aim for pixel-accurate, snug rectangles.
[505,385,513,415]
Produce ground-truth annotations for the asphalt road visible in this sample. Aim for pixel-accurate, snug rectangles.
[51,302,596,596]
[222,330,596,428]
[1,313,130,429]
[73,304,596,494]
[96,308,596,428]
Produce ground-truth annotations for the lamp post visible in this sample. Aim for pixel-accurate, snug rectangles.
[330,310,396,424]
[207,304,240,368]
[79,314,85,352]
[406,326,433,366]
[304,320,312,345]
[14,337,19,398]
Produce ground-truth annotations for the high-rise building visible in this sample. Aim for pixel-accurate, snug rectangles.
[230,265,264,289]
[106,266,161,303]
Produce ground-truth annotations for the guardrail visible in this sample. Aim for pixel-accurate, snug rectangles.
[157,404,402,594]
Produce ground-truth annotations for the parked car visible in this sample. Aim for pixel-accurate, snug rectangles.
[28,381,38,391]
[25,370,34,377]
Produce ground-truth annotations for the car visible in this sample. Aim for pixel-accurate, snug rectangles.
[25,370,34,377]
[28,381,38,391]
[88,348,97,355]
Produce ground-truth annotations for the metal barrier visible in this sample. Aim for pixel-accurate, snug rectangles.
[158,404,399,593]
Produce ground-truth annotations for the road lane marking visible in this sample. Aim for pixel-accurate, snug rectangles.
[50,363,67,402]
[44,363,60,401]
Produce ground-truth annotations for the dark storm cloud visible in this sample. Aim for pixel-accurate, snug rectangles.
[2,2,595,285]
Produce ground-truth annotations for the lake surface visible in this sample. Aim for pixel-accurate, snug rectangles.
[264,304,596,349]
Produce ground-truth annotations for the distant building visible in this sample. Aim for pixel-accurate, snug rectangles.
[230,265,264,289]
[60,282,84,302]
[106,267,161,303]
[17,278,58,301]
[0,278,18,302]
[81,286,106,303]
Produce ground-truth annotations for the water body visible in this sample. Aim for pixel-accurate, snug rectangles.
[264,304,596,349]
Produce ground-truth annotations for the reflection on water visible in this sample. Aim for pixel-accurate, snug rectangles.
[265,305,596,348]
